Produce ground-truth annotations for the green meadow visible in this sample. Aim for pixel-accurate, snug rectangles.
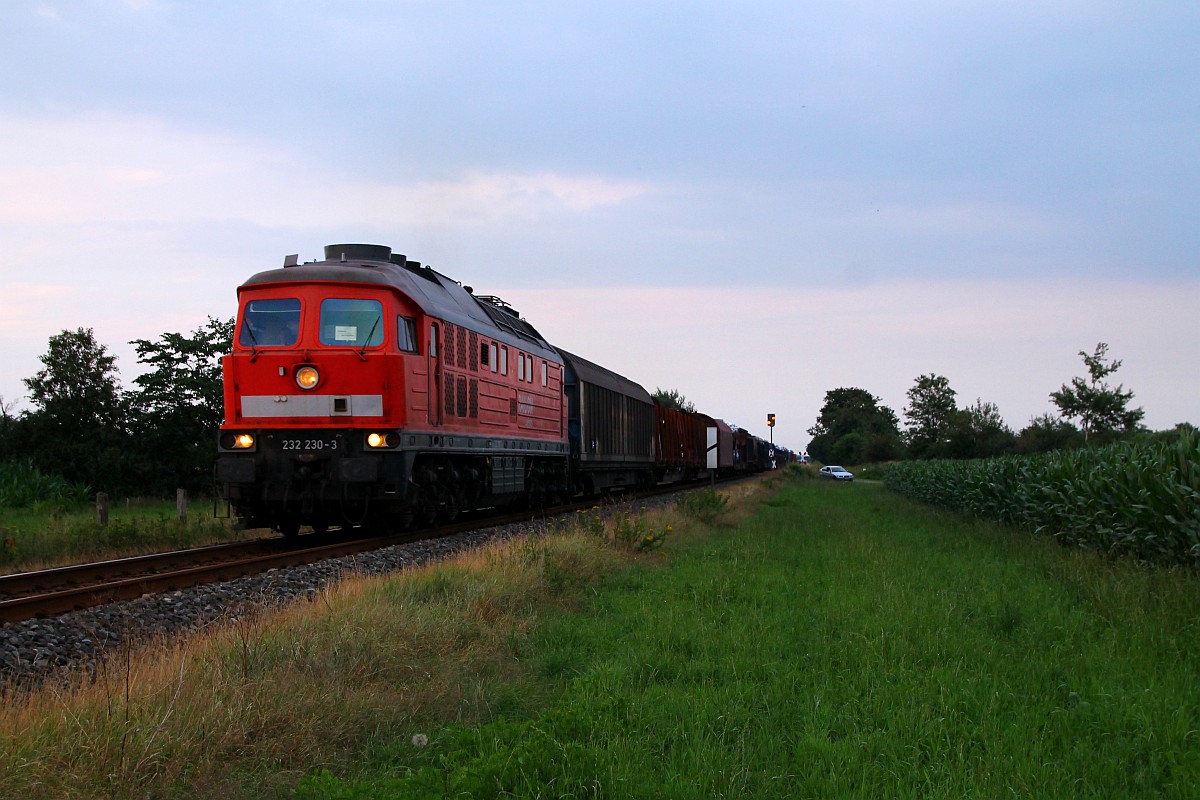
[296,479,1200,799]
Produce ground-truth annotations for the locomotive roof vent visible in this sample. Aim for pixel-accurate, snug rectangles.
[324,243,392,263]
[476,295,520,318]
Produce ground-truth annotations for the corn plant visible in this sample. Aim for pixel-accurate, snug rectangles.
[883,429,1200,564]
[0,460,91,508]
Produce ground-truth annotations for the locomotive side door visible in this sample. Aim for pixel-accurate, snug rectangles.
[428,322,442,426]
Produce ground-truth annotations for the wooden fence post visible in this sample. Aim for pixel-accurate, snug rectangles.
[96,492,109,526]
[177,488,188,522]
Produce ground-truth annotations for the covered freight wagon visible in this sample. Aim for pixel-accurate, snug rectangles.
[557,349,655,493]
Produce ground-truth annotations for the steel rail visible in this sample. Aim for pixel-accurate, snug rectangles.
[0,475,743,624]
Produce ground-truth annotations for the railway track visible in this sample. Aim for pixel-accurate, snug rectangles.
[0,478,731,624]
[0,512,532,624]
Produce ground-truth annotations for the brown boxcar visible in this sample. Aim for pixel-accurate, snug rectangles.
[654,403,706,481]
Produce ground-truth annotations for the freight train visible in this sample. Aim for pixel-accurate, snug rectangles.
[215,244,792,534]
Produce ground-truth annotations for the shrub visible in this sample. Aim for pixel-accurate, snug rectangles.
[676,489,728,524]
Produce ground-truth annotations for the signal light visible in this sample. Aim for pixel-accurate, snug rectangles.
[767,413,776,428]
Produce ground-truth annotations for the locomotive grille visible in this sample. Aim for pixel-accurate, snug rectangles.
[457,375,468,418]
[469,378,479,418]
[457,327,467,370]
[445,323,456,366]
[444,375,455,417]
[469,331,478,370]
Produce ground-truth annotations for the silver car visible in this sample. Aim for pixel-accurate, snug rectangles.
[818,465,854,481]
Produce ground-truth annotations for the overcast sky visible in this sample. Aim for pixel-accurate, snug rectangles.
[1,1,1196,451]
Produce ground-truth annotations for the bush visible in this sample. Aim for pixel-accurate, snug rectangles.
[676,489,728,524]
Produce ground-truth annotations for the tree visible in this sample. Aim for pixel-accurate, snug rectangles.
[24,327,124,430]
[128,317,233,493]
[1015,414,1083,455]
[1050,342,1144,441]
[807,387,902,464]
[652,387,695,413]
[903,374,958,459]
[0,395,17,462]
[19,328,129,489]
[946,399,1016,459]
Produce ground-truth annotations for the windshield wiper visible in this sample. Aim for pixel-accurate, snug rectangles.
[240,318,260,362]
[357,317,381,361]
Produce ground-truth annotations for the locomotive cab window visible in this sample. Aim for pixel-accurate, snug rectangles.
[319,299,384,347]
[239,298,300,347]
[396,316,417,353]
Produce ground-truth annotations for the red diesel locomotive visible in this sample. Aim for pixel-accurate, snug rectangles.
[216,244,788,535]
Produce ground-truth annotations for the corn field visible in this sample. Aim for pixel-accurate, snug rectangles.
[0,460,91,508]
[883,428,1200,565]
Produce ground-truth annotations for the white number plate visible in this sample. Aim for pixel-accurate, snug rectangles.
[280,437,339,452]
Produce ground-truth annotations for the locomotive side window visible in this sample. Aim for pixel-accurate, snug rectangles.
[319,299,384,347]
[500,346,508,376]
[541,360,548,386]
[490,343,498,373]
[239,298,300,347]
[396,316,417,353]
[517,352,525,381]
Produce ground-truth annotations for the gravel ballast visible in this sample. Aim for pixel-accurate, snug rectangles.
[0,520,544,691]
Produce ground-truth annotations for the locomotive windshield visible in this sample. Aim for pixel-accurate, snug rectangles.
[239,298,300,347]
[319,298,385,347]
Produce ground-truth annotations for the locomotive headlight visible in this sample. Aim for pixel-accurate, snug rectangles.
[295,365,320,390]
[220,432,256,450]
[366,432,398,449]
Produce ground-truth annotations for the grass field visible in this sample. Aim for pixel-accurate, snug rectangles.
[0,496,241,572]
[3,475,1197,798]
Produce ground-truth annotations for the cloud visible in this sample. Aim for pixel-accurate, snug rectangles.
[404,171,653,224]
[0,283,72,330]
[0,113,654,232]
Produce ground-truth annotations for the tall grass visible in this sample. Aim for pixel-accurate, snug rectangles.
[0,498,240,571]
[883,428,1200,564]
[0,482,733,799]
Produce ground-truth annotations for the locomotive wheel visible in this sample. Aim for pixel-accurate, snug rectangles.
[410,486,437,528]
[278,517,301,537]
